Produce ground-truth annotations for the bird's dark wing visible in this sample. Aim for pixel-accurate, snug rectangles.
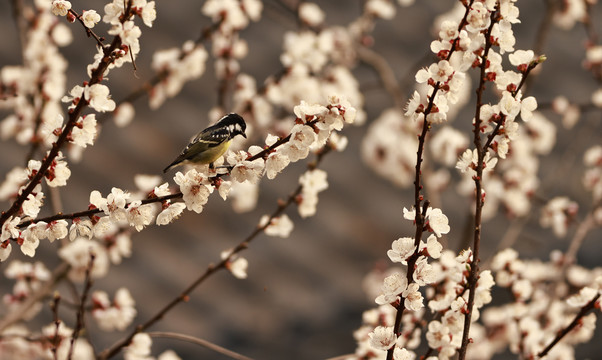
[195,125,230,147]
[163,127,231,172]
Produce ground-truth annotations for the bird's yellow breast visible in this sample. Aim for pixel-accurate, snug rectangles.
[191,139,232,164]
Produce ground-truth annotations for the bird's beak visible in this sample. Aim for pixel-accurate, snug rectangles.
[242,132,247,138]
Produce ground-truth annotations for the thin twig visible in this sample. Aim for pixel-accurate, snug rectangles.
[325,355,356,360]
[582,1,602,81]
[356,45,404,109]
[537,294,601,358]
[399,50,436,102]
[217,75,231,112]
[512,58,542,98]
[9,0,28,61]
[484,215,529,267]
[523,0,556,91]
[147,331,254,360]
[50,293,61,360]
[67,253,95,360]
[482,117,505,152]
[272,0,300,16]
[17,193,182,229]
[457,7,499,360]
[564,208,598,266]
[23,71,49,164]
[533,0,557,56]
[459,7,547,355]
[68,9,106,48]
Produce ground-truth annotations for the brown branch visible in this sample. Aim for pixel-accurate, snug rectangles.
[67,253,95,360]
[534,0,557,55]
[483,116,505,152]
[356,45,404,109]
[564,206,599,267]
[15,115,323,242]
[324,355,356,360]
[17,192,182,229]
[523,0,556,91]
[23,69,49,164]
[389,201,429,360]
[147,332,254,360]
[68,9,106,48]
[9,0,28,61]
[50,293,61,360]
[582,1,602,82]
[512,58,543,98]
[217,74,231,111]
[457,7,499,360]
[537,294,601,358]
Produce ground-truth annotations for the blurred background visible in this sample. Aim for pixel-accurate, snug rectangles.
[1,1,601,359]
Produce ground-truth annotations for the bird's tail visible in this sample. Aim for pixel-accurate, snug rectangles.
[163,160,180,173]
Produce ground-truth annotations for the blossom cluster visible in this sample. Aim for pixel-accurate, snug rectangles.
[361,1,551,224]
[351,206,456,358]
[0,321,95,359]
[459,108,556,220]
[353,250,494,360]
[1,175,156,265]
[263,28,365,124]
[583,145,602,204]
[92,287,137,332]
[149,41,209,110]
[2,261,50,321]
[350,1,600,359]
[146,0,260,110]
[353,237,600,360]
[471,249,602,359]
[1,265,141,360]
[540,197,579,237]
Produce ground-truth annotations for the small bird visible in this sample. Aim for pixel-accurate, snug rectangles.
[163,113,247,173]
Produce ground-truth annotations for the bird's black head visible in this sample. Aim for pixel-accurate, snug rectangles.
[219,113,247,138]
